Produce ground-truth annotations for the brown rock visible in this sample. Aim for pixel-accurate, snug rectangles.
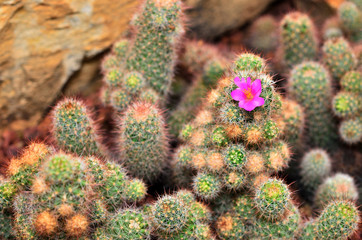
[0,0,138,133]
[184,0,274,39]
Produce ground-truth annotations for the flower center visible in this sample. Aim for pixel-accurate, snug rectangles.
[242,88,254,100]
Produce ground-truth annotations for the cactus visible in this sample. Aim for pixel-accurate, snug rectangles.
[339,117,362,144]
[288,61,338,149]
[332,91,361,118]
[246,15,278,53]
[119,101,168,181]
[52,98,104,156]
[94,208,151,239]
[151,190,214,239]
[341,70,362,93]
[300,149,331,196]
[7,152,147,239]
[322,37,357,79]
[193,172,222,200]
[254,205,301,240]
[315,173,358,208]
[278,12,318,68]
[126,0,184,95]
[338,1,362,42]
[280,98,305,146]
[175,52,287,201]
[254,178,291,221]
[301,201,360,239]
[101,0,184,111]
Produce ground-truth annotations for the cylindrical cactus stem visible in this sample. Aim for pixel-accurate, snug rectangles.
[338,1,361,42]
[278,12,318,68]
[119,101,169,182]
[288,61,337,149]
[52,98,104,157]
[300,149,331,196]
[314,201,360,239]
[280,98,305,146]
[126,0,184,95]
[339,117,362,144]
[322,37,357,79]
[315,173,359,208]
[246,15,278,53]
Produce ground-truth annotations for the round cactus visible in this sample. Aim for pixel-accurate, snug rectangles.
[340,71,362,93]
[300,149,331,194]
[152,195,189,232]
[193,172,222,200]
[278,12,318,68]
[322,37,357,79]
[339,117,362,144]
[315,201,360,239]
[332,92,360,118]
[124,178,147,202]
[254,178,291,220]
[315,173,358,207]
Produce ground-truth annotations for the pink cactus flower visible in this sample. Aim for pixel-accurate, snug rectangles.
[230,77,265,111]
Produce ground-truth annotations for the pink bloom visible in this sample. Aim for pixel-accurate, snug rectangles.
[230,77,265,111]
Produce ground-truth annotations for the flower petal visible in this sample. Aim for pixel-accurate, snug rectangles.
[231,89,245,101]
[251,79,262,96]
[253,96,265,107]
[246,77,251,85]
[234,77,243,88]
[239,100,256,111]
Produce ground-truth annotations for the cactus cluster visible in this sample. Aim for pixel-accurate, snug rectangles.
[101,0,185,111]
[332,70,362,144]
[1,145,147,239]
[174,53,290,199]
[216,179,301,239]
[1,1,362,239]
